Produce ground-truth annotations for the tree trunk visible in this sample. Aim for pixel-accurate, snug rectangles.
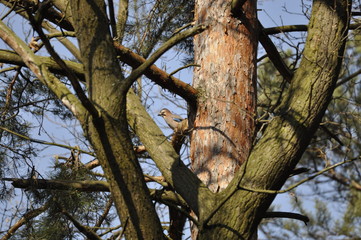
[69,0,164,239]
[193,0,350,239]
[191,0,258,238]
[191,0,258,193]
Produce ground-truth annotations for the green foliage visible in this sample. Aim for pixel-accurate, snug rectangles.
[12,158,114,240]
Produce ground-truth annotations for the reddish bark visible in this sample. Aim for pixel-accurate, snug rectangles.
[191,0,258,192]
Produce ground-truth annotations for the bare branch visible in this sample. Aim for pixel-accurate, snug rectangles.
[2,178,111,192]
[61,208,102,240]
[0,126,94,155]
[264,211,309,225]
[258,20,293,82]
[263,23,360,35]
[336,68,361,87]
[114,43,198,104]
[122,24,207,95]
[0,203,50,240]
[239,157,360,194]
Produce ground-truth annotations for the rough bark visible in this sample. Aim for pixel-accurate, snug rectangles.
[69,0,164,239]
[192,0,258,193]
[0,0,351,239]
[195,0,350,239]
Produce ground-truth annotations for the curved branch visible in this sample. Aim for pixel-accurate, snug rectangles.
[122,24,207,93]
[0,203,50,240]
[0,126,94,155]
[238,158,359,194]
[264,211,309,225]
[114,43,198,104]
[0,20,87,121]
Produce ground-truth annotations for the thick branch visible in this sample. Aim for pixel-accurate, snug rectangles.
[114,44,198,105]
[0,21,87,121]
[2,178,111,192]
[0,50,84,80]
[0,0,74,31]
[116,0,129,43]
[3,178,188,207]
[126,89,214,217]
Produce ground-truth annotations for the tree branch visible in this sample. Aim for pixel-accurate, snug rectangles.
[0,126,94,155]
[0,20,87,121]
[264,211,309,225]
[28,11,99,118]
[122,24,207,93]
[2,178,111,192]
[0,203,50,240]
[258,20,293,82]
[0,50,84,79]
[239,157,360,194]
[231,0,246,16]
[2,178,190,208]
[0,0,74,31]
[336,68,361,87]
[61,208,102,240]
[263,23,360,35]
[126,89,215,216]
[114,43,198,104]
[116,0,129,43]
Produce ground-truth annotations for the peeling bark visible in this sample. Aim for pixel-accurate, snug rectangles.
[191,0,258,192]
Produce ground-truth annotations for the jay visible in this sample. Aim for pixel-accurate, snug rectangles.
[158,108,188,133]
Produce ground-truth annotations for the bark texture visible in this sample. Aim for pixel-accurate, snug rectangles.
[69,1,164,239]
[191,0,258,193]
[195,0,350,239]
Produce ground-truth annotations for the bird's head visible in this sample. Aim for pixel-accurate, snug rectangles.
[158,108,171,117]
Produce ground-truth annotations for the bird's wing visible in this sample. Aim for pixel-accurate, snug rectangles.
[172,115,183,122]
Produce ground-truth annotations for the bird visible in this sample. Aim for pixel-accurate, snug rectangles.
[158,108,188,133]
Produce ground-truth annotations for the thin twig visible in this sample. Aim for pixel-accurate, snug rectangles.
[169,64,200,77]
[0,202,50,240]
[27,11,99,118]
[239,157,360,194]
[122,24,208,91]
[0,126,94,155]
